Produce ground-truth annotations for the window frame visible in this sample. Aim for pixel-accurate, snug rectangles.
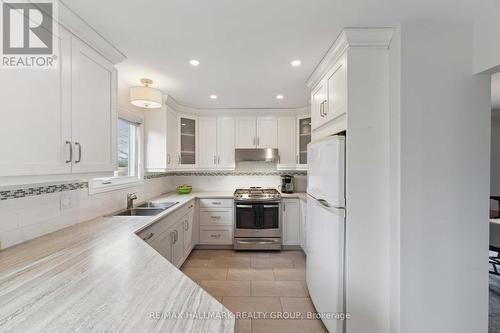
[89,111,144,195]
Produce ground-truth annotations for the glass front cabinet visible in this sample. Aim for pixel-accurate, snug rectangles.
[178,113,198,168]
[297,115,311,169]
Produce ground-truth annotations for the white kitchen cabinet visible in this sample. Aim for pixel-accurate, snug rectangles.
[183,210,195,257]
[217,117,236,169]
[167,109,179,169]
[277,116,296,169]
[198,117,218,169]
[299,198,307,253]
[71,37,117,173]
[177,113,198,168]
[256,117,278,148]
[0,27,118,177]
[199,198,233,245]
[297,116,312,169]
[326,54,347,122]
[235,117,257,148]
[235,116,277,148]
[171,219,186,267]
[148,228,175,262]
[311,83,328,131]
[282,199,301,246]
[198,117,235,169]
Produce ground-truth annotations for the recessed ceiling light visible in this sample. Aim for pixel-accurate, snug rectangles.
[189,59,200,66]
[291,60,301,67]
[276,94,284,100]
[210,95,217,99]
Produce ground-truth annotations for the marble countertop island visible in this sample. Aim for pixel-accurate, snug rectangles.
[0,192,235,333]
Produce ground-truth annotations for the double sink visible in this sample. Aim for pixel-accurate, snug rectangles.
[114,202,178,216]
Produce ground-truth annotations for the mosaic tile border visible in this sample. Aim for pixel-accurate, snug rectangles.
[145,170,307,179]
[0,182,88,201]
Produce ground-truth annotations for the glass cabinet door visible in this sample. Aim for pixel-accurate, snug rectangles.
[298,117,311,164]
[180,117,196,165]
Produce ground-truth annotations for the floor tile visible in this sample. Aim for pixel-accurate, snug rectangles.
[208,256,252,268]
[278,251,306,260]
[200,280,251,297]
[252,281,309,297]
[251,257,294,269]
[181,267,228,282]
[235,319,251,333]
[227,268,275,281]
[181,258,210,268]
[292,257,306,268]
[222,296,282,313]
[273,268,306,281]
[280,297,317,319]
[252,319,328,333]
[189,249,234,259]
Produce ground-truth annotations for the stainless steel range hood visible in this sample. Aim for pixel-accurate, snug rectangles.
[235,148,279,162]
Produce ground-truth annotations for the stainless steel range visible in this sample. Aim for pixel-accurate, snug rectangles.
[233,187,282,250]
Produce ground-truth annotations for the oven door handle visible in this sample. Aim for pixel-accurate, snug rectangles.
[236,204,253,208]
[263,205,279,208]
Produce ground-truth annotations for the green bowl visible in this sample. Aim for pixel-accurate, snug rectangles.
[176,186,192,194]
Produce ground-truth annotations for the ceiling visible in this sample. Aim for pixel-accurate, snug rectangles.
[63,0,496,109]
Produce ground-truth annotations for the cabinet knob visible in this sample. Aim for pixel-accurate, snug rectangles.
[142,232,154,241]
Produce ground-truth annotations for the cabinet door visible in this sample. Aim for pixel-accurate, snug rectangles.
[311,83,327,131]
[300,199,307,253]
[326,56,347,121]
[235,117,257,148]
[178,113,197,168]
[198,117,218,169]
[0,27,71,176]
[282,199,301,246]
[171,220,185,267]
[256,117,278,148]
[277,116,296,169]
[166,108,178,170]
[183,210,195,256]
[144,106,167,172]
[217,117,235,169]
[71,37,117,173]
[297,116,312,169]
[149,228,175,262]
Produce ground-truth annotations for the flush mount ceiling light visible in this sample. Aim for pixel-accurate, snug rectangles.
[276,94,284,100]
[291,60,301,67]
[189,59,200,66]
[129,78,162,109]
[210,94,218,99]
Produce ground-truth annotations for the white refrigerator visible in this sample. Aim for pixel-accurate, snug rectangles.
[306,135,346,333]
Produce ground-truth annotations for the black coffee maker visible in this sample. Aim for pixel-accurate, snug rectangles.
[280,175,294,193]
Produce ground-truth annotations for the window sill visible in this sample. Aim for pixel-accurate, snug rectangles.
[89,177,144,195]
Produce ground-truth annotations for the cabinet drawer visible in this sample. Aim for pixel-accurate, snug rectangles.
[200,226,233,245]
[136,216,172,243]
[200,208,233,226]
[199,198,233,208]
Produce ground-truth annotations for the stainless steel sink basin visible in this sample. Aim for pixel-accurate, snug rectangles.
[136,202,178,209]
[114,208,166,216]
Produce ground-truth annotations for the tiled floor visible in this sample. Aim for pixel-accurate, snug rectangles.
[490,273,500,332]
[181,249,328,333]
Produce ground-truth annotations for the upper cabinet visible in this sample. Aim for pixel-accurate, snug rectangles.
[277,116,296,169]
[311,82,327,132]
[235,116,277,149]
[178,113,198,168]
[199,117,235,170]
[0,25,119,177]
[144,106,178,172]
[71,37,117,173]
[297,116,312,169]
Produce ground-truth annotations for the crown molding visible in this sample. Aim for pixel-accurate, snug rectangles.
[57,1,126,64]
[306,27,394,89]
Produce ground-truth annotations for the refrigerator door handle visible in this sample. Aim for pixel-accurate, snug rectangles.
[317,198,331,208]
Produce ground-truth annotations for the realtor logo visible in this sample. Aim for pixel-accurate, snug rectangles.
[1,0,58,68]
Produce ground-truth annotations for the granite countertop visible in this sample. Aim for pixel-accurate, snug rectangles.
[0,191,235,333]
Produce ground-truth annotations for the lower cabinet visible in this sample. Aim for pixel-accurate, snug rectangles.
[299,198,307,253]
[199,198,234,245]
[282,199,301,246]
[136,200,195,268]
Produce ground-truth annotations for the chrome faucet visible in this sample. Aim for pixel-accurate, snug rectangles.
[127,193,138,209]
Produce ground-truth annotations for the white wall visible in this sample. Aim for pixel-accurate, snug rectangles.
[473,11,500,74]
[399,22,490,333]
[491,111,500,197]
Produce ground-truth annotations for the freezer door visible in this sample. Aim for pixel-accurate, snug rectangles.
[306,195,345,333]
[307,135,345,208]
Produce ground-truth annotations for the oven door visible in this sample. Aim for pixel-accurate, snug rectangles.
[234,202,281,238]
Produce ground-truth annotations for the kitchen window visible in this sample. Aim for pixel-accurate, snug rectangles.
[90,117,143,194]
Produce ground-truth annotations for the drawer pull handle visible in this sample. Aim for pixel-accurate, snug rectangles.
[212,202,222,205]
[142,232,154,241]
[210,234,222,238]
[211,216,222,219]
